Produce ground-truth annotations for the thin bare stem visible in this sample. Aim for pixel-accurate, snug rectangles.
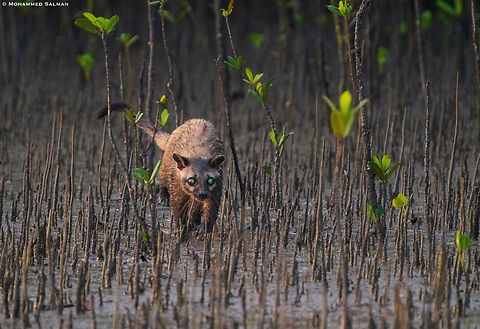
[159,2,179,126]
[354,0,380,238]
[145,0,154,119]
[214,0,245,199]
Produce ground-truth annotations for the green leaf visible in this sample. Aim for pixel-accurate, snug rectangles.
[83,12,97,23]
[421,10,433,29]
[352,98,368,112]
[330,109,346,138]
[160,109,169,127]
[76,53,95,67]
[322,95,337,112]
[381,155,391,171]
[376,205,385,217]
[455,231,472,251]
[339,90,352,114]
[263,165,271,175]
[75,17,98,35]
[253,73,264,84]
[368,161,384,181]
[105,15,119,34]
[150,159,162,184]
[377,46,388,69]
[392,193,407,208]
[326,5,341,16]
[124,109,135,125]
[120,33,139,47]
[371,155,381,168]
[366,204,377,222]
[245,67,253,83]
[268,130,277,145]
[134,112,143,124]
[453,0,462,15]
[249,32,264,49]
[221,0,235,16]
[133,168,149,185]
[436,0,456,16]
[225,56,241,70]
[140,231,149,242]
[278,132,293,147]
[399,21,408,35]
[247,89,262,103]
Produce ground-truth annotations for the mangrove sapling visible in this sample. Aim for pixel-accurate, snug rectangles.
[243,67,291,209]
[215,0,245,199]
[326,0,356,91]
[367,154,401,223]
[75,11,149,238]
[392,193,413,220]
[454,231,472,288]
[76,53,95,82]
[156,0,179,126]
[322,89,364,327]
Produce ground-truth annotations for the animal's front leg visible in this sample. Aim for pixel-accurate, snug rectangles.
[197,200,219,238]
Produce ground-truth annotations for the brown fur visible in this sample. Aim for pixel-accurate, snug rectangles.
[98,103,225,237]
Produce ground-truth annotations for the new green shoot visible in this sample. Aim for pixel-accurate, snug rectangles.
[368,154,400,183]
[322,90,367,139]
[76,53,95,80]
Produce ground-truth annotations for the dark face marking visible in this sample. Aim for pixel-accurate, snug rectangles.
[175,154,224,201]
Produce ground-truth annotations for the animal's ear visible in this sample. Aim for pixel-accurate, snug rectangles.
[173,153,189,170]
[209,155,225,169]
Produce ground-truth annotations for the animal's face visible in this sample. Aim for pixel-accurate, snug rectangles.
[173,153,225,201]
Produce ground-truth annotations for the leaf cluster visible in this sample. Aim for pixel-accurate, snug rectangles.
[368,154,400,183]
[76,53,95,80]
[133,160,162,188]
[269,130,293,148]
[221,0,235,17]
[436,0,462,18]
[119,33,139,48]
[327,0,353,19]
[366,203,385,222]
[322,90,367,139]
[455,231,472,252]
[75,12,119,36]
[155,95,169,127]
[225,55,243,70]
[124,109,144,126]
[244,67,274,104]
[392,193,412,219]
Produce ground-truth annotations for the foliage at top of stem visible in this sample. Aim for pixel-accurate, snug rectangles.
[322,90,366,139]
[327,0,353,19]
[243,67,274,105]
[119,33,139,48]
[368,154,400,183]
[76,53,95,81]
[75,12,119,37]
[436,0,462,18]
[133,160,162,188]
[455,231,472,252]
[221,0,235,17]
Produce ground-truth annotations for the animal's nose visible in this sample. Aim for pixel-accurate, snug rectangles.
[198,192,208,199]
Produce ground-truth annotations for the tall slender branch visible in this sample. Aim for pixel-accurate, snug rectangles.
[353,0,380,236]
[159,2,179,127]
[214,0,245,199]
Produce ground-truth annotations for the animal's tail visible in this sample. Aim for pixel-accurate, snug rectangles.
[97,103,170,151]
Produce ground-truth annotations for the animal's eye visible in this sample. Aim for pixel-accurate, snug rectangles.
[207,177,215,186]
[187,177,197,186]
